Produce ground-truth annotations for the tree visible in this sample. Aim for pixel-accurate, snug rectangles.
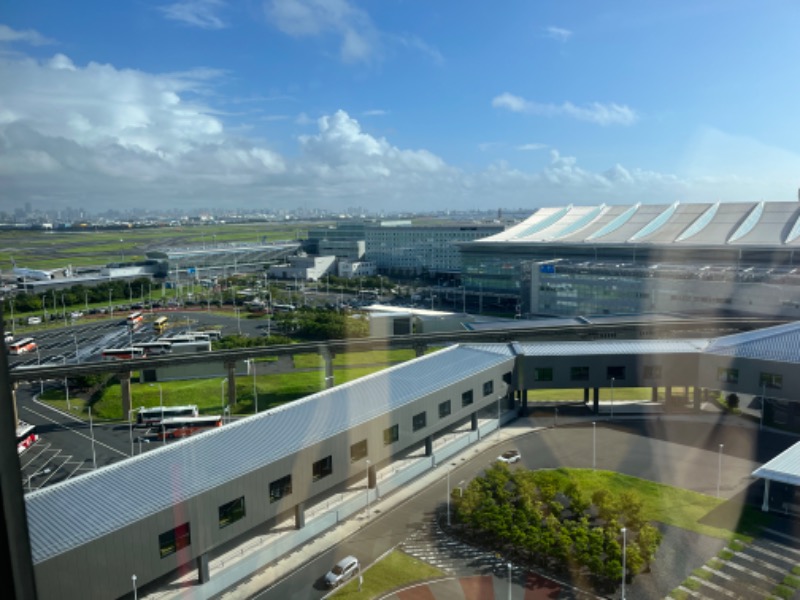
[727,393,740,410]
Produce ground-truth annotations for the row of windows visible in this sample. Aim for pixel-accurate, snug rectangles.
[159,495,248,558]
[717,368,784,389]
[533,366,630,382]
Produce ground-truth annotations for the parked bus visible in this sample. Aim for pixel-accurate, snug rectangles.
[272,303,296,312]
[132,341,172,356]
[149,415,223,439]
[136,405,199,427]
[153,316,168,333]
[16,421,38,454]
[127,312,143,328]
[8,337,37,355]
[101,347,146,361]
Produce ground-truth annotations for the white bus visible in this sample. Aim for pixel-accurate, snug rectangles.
[132,341,172,355]
[101,347,146,361]
[136,405,199,427]
[8,338,37,355]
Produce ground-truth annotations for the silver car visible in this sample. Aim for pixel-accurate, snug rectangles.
[324,555,359,588]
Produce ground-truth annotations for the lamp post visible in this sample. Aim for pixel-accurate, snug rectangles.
[26,467,52,492]
[88,406,97,470]
[63,356,71,411]
[251,360,258,415]
[128,409,137,456]
[446,468,451,526]
[73,331,79,363]
[717,443,724,498]
[132,574,138,600]
[621,527,627,600]
[35,347,43,396]
[221,377,228,423]
[365,459,371,519]
[592,421,596,470]
[507,562,512,600]
[610,377,615,420]
[760,381,766,430]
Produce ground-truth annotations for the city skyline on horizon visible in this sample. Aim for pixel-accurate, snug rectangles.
[2,2,800,214]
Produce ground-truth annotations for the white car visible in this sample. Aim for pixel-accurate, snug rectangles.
[497,449,521,464]
[324,555,359,588]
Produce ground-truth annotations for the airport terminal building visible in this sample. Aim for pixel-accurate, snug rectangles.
[461,201,800,318]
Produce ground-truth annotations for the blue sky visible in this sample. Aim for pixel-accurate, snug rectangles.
[2,1,800,214]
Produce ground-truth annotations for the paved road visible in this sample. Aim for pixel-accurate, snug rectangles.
[231,415,782,600]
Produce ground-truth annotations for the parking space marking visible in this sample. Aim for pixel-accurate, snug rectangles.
[21,405,130,458]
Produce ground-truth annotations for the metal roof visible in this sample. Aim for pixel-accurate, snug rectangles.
[752,441,800,486]
[25,344,514,564]
[473,201,800,246]
[704,321,800,363]
[514,339,709,357]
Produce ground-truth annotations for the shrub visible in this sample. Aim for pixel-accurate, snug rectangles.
[718,549,734,560]
[726,393,739,410]
[707,558,724,570]
[773,584,794,600]
[669,590,690,600]
[684,578,701,591]
[729,540,745,552]
[792,566,800,576]
[782,575,800,589]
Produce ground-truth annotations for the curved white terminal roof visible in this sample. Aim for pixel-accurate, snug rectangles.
[478,201,800,246]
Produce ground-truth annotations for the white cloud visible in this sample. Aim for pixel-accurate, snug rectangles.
[517,143,548,151]
[0,24,55,46]
[2,49,798,213]
[545,26,572,42]
[265,0,378,63]
[492,92,639,126]
[159,0,228,29]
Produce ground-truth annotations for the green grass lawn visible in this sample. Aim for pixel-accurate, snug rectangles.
[330,550,445,599]
[561,469,766,539]
[527,387,659,401]
[293,349,416,369]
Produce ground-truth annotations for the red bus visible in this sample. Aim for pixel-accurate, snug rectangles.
[127,312,144,328]
[101,347,146,361]
[16,421,38,454]
[8,337,37,355]
[150,415,222,439]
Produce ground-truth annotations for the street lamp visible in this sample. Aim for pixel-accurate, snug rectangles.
[63,356,71,411]
[610,377,615,420]
[35,347,43,396]
[446,468,451,526]
[760,381,766,430]
[592,421,596,470]
[26,467,52,492]
[251,360,258,415]
[221,377,228,422]
[128,409,137,456]
[132,574,138,600]
[88,406,97,470]
[73,332,79,363]
[717,444,724,498]
[507,562,512,600]
[621,527,627,600]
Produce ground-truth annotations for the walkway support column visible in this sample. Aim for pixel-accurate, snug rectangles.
[762,479,770,512]
[593,388,599,414]
[583,388,589,405]
[521,389,528,416]
[693,387,702,411]
[425,435,433,457]
[470,412,478,431]
[651,387,658,403]
[119,371,132,418]
[196,553,210,584]
[414,344,426,358]
[367,464,376,489]
[225,362,237,406]
[294,502,306,529]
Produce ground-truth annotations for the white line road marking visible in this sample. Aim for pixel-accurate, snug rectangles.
[20,405,129,457]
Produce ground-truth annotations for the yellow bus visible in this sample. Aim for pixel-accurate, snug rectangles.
[153,316,168,333]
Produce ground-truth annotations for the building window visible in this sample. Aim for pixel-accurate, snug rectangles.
[643,366,662,380]
[502,371,513,384]
[383,424,399,445]
[219,497,246,529]
[350,440,368,463]
[439,400,451,419]
[461,390,473,407]
[483,380,494,396]
[570,366,589,381]
[717,368,738,384]
[534,368,553,382]
[607,366,626,381]
[312,456,333,481]
[269,475,292,503]
[760,372,783,390]
[412,411,427,432]
[159,522,191,558]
